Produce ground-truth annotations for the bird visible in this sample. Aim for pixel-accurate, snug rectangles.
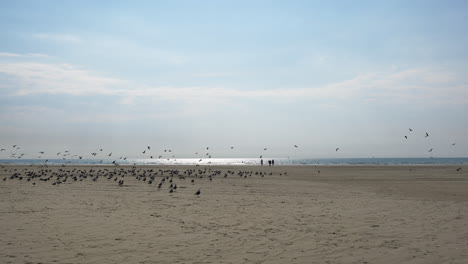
[264,148,267,150]
[195,189,201,196]
[108,153,112,156]
[39,151,44,154]
[147,146,151,150]
[409,128,413,132]
[451,143,456,146]
[230,147,234,149]
[428,148,433,152]
[143,150,146,154]
[425,132,429,138]
[404,136,407,139]
[336,148,340,152]
[294,145,298,148]
[0,149,5,151]
[457,167,462,172]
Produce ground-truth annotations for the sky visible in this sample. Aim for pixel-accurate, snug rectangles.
[1,0,467,159]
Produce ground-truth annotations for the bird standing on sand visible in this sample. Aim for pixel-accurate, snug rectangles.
[195,189,201,196]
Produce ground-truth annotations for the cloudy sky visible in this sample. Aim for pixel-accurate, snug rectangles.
[1,0,467,159]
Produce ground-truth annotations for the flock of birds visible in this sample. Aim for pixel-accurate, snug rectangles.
[0,128,464,194]
[402,128,457,154]
[0,128,458,163]
[0,144,301,165]
[1,163,287,197]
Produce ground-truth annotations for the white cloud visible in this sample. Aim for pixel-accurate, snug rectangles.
[0,62,126,95]
[0,61,467,106]
[0,52,49,58]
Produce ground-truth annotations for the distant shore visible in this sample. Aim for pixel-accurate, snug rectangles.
[1,157,468,166]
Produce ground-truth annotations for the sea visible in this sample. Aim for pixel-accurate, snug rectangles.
[1,157,467,166]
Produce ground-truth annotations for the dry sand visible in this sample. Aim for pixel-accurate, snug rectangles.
[1,164,467,264]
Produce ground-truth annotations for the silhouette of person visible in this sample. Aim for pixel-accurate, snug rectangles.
[261,159,263,166]
[268,160,271,166]
[272,159,275,166]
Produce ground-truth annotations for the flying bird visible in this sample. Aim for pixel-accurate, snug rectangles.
[147,146,150,150]
[409,128,413,132]
[108,153,112,156]
[404,136,407,139]
[294,145,298,148]
[425,132,429,138]
[336,148,340,152]
[428,148,433,152]
[451,143,456,146]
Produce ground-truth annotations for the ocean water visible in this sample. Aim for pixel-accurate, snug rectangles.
[1,157,467,166]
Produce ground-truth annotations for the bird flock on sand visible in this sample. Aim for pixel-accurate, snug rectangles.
[0,127,463,194]
[0,162,294,197]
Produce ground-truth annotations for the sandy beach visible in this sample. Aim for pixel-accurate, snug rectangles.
[1,164,467,264]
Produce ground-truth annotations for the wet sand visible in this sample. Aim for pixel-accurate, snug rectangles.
[1,164,467,264]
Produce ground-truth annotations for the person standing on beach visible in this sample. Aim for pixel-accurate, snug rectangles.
[268,160,271,166]
[272,160,274,166]
[261,159,264,166]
